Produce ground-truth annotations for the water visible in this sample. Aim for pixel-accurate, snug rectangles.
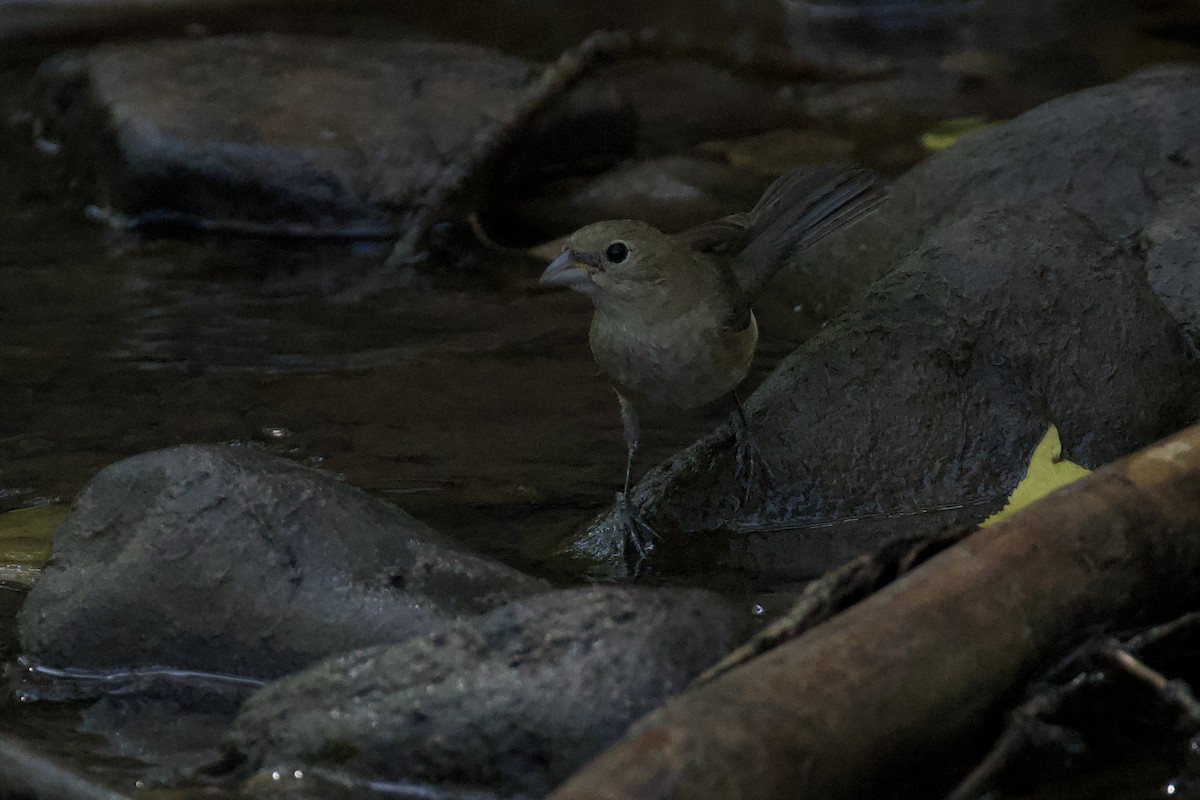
[0,38,761,795]
[0,61,717,568]
[2,2,1200,797]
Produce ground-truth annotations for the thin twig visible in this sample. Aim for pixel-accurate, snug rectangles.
[694,526,970,685]
[947,617,1200,800]
[1103,648,1200,727]
[1125,610,1200,651]
[946,672,1095,800]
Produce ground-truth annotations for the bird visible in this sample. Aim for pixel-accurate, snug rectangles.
[539,165,887,568]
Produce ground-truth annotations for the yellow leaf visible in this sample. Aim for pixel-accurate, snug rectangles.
[920,116,999,152]
[0,503,68,585]
[981,425,1090,527]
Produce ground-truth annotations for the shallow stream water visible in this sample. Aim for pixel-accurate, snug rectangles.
[0,38,760,794]
[3,3,1200,797]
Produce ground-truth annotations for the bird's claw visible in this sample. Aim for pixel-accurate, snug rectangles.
[615,492,661,574]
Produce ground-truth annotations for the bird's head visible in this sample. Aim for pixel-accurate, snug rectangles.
[539,220,692,315]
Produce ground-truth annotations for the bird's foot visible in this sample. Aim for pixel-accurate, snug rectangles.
[615,492,661,574]
[733,426,777,508]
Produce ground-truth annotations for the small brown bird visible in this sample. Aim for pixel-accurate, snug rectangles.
[540,166,886,564]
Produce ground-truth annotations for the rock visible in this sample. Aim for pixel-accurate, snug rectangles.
[509,120,871,238]
[507,155,771,237]
[223,586,745,797]
[697,128,857,175]
[1144,187,1200,347]
[17,445,547,678]
[27,35,544,239]
[0,733,120,800]
[78,676,258,781]
[568,204,1200,579]
[592,59,810,158]
[556,65,1200,580]
[766,65,1200,334]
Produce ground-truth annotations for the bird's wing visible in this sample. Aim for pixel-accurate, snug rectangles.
[678,167,886,298]
[731,166,887,298]
[675,212,753,255]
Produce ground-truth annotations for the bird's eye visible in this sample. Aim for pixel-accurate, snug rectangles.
[605,242,629,264]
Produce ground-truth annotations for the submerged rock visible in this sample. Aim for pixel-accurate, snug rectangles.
[508,155,772,237]
[17,445,547,678]
[78,675,259,781]
[696,127,858,175]
[569,204,1200,579]
[223,586,744,797]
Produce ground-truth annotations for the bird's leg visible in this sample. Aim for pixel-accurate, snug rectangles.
[615,392,660,571]
[619,392,639,498]
[730,391,776,506]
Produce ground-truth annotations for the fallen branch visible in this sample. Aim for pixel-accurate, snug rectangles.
[550,424,1200,800]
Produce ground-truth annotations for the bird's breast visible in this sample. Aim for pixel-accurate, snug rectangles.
[589,307,758,409]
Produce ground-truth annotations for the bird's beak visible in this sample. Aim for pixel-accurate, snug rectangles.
[539,248,593,288]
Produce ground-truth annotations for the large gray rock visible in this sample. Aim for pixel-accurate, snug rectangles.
[27,35,543,239]
[1144,187,1200,348]
[570,203,1200,578]
[766,64,1200,335]
[17,445,547,677]
[223,586,745,797]
[560,65,1200,579]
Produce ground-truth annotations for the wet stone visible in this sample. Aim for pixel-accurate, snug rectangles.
[27,34,545,238]
[16,445,548,678]
[569,203,1200,580]
[223,586,746,798]
[556,65,1200,580]
[78,676,257,781]
[1143,187,1200,348]
[765,64,1200,332]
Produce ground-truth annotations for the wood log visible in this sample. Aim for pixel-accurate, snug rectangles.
[550,424,1200,800]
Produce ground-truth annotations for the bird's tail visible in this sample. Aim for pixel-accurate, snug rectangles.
[734,166,887,298]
